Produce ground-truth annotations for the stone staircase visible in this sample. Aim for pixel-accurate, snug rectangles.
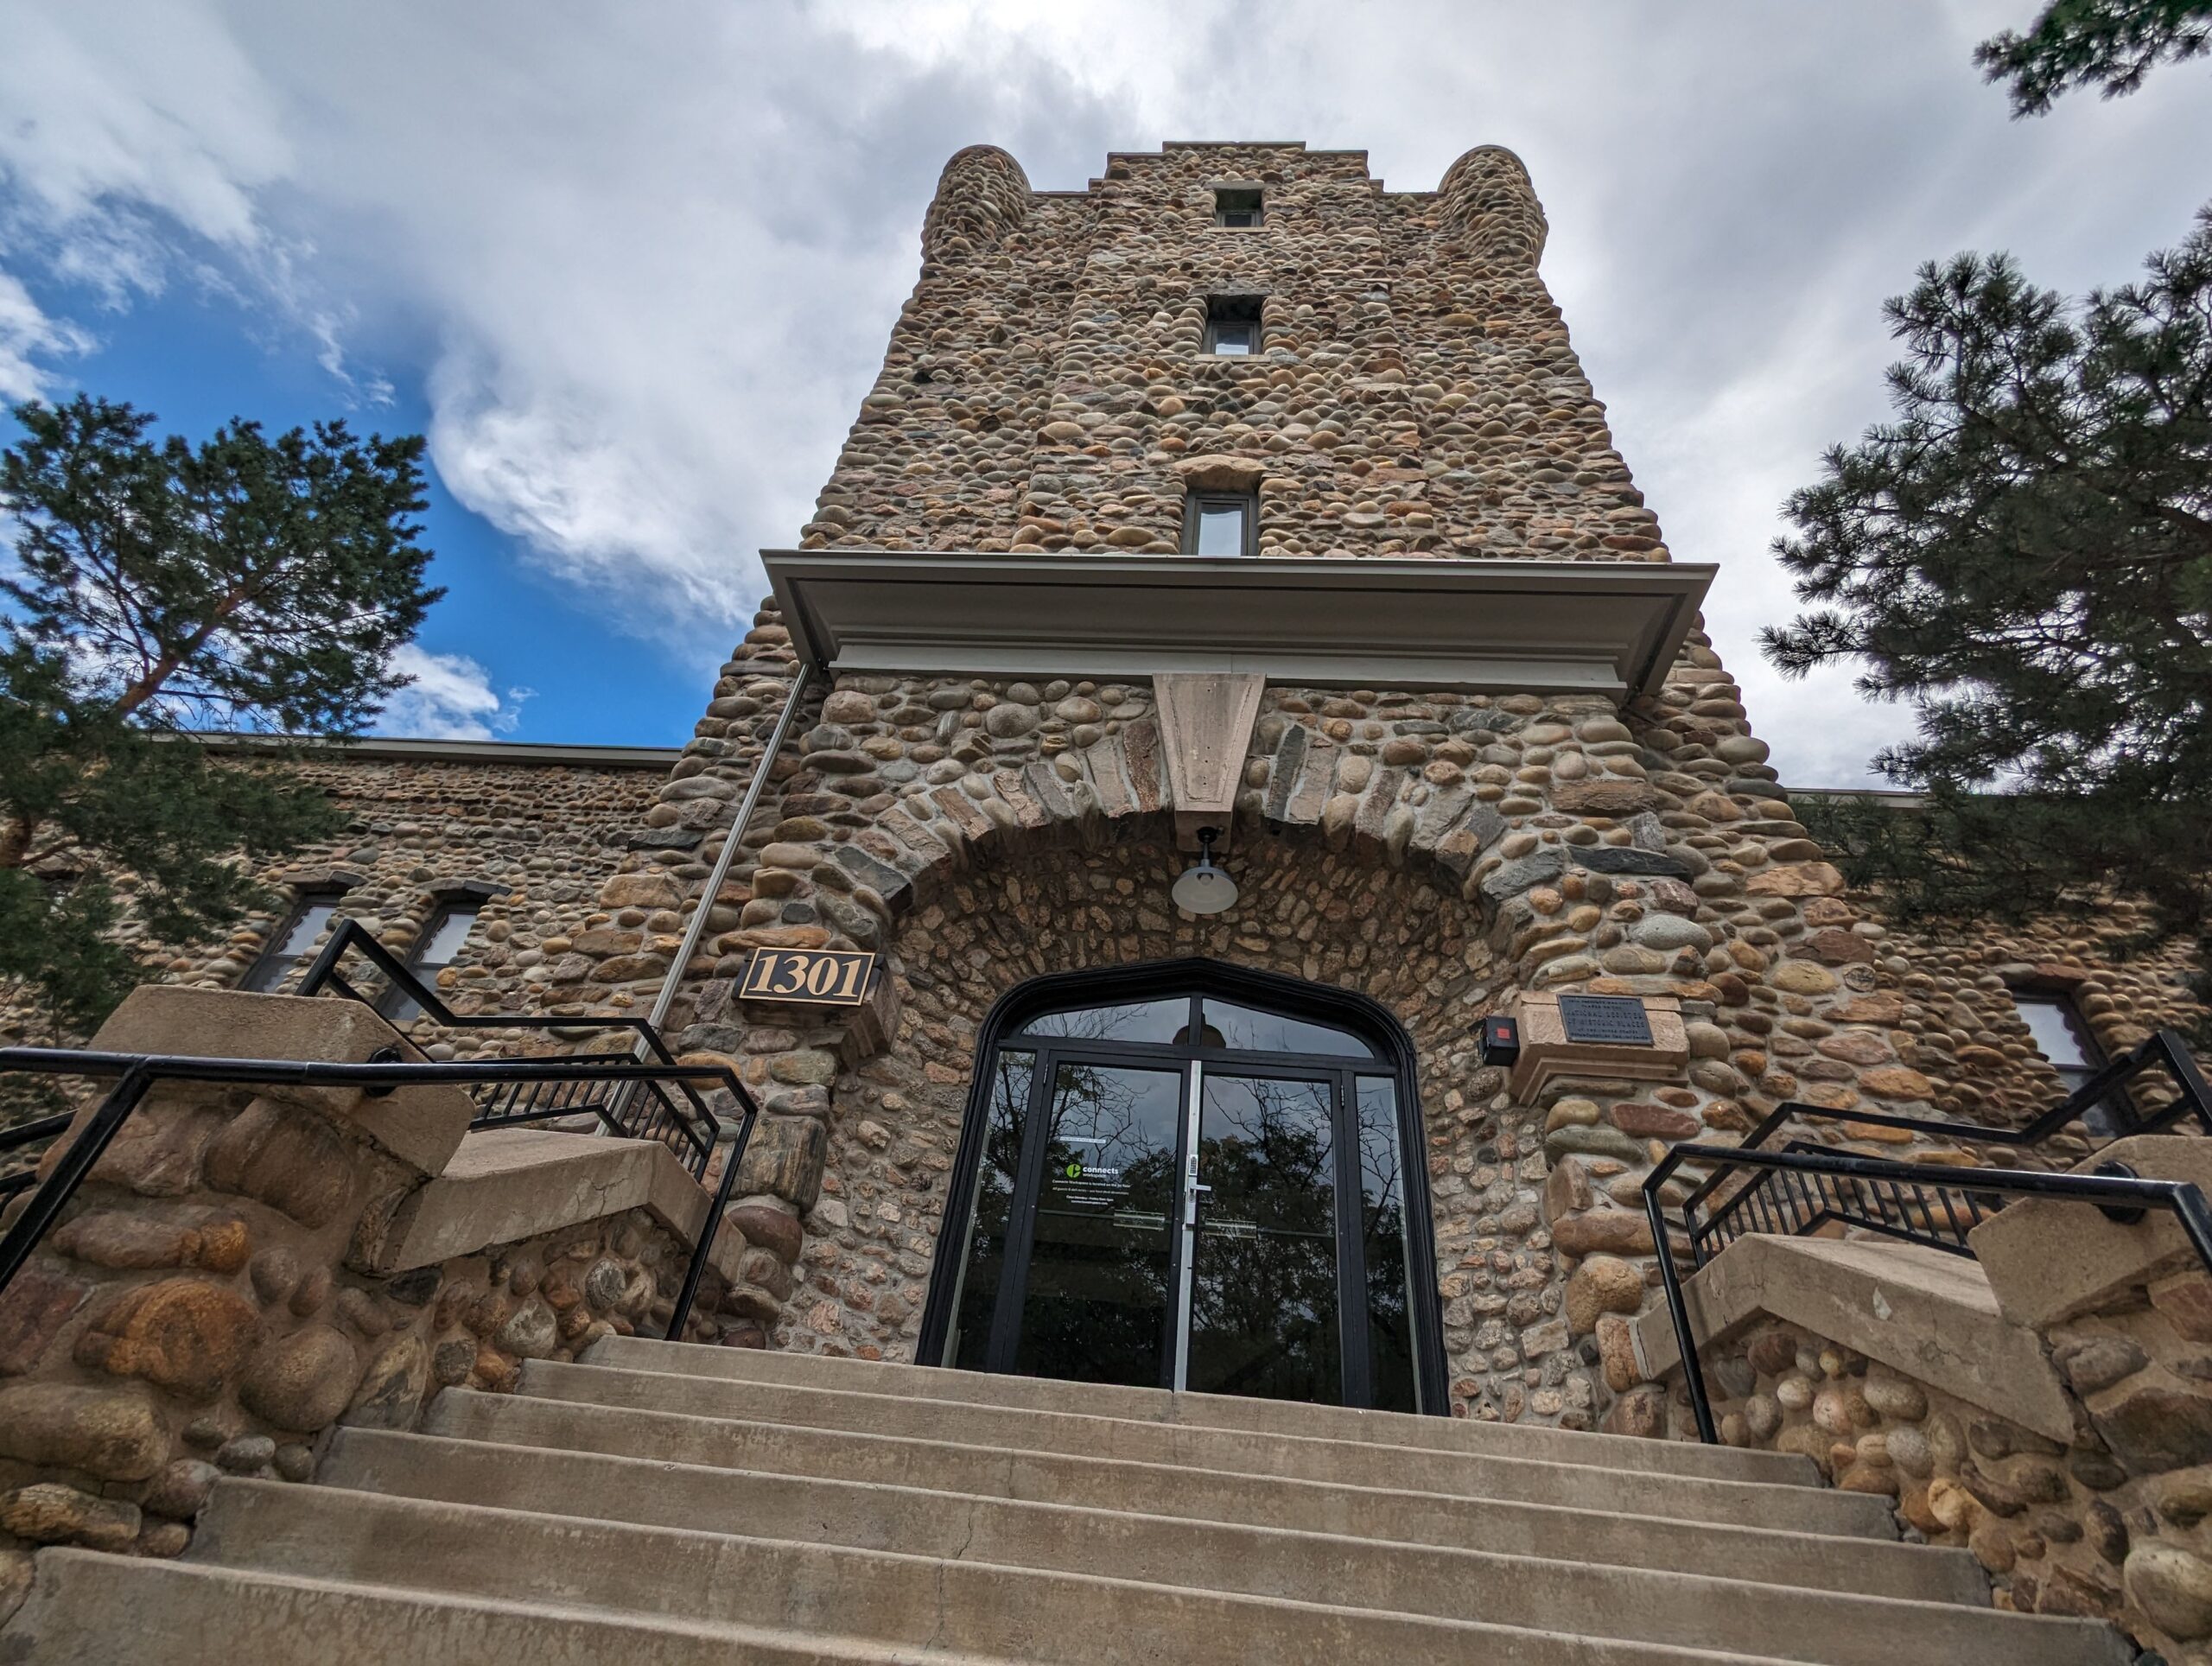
[3,1339,2129,1664]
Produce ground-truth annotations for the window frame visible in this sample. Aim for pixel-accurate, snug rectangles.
[2010,984,2126,1134]
[377,894,485,1024]
[2011,988,2104,1084]
[1181,490,1258,558]
[1202,295,1264,357]
[1212,187,1264,228]
[239,888,346,995]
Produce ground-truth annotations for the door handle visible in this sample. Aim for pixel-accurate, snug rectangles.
[1184,1182,1212,1229]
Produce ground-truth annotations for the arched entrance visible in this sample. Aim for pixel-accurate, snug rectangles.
[918,959,1446,1413]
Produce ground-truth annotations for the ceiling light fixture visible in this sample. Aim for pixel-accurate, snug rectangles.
[1170,826,1239,915]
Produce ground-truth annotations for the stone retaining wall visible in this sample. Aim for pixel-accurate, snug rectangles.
[0,989,734,1615]
[1684,1295,2212,1658]
[1622,1137,2212,1659]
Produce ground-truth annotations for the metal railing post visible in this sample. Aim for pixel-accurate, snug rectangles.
[2171,1182,2212,1274]
[645,659,816,1037]
[0,1066,153,1290]
[664,1102,754,1342]
[2160,1033,2212,1135]
[1645,1180,1717,1444]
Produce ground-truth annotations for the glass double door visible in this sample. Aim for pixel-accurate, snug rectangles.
[947,1042,1417,1409]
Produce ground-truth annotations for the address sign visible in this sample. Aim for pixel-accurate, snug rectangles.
[738,947,877,1008]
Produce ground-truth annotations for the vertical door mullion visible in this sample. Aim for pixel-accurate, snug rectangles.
[1172,1059,1204,1391]
[1332,1071,1373,1409]
[986,1044,1061,1375]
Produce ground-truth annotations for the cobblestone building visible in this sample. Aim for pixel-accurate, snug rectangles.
[28,140,2202,1430]
[543,139,2203,1426]
[0,741,671,1059]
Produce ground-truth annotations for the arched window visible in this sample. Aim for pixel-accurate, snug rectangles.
[378,886,494,1024]
[920,960,1444,1415]
[240,888,346,994]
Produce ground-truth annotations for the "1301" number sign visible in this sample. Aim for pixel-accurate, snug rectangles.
[738,947,877,1007]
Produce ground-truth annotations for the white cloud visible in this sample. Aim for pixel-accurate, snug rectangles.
[0,1,291,309]
[0,267,91,400]
[1,0,2208,780]
[373,644,529,741]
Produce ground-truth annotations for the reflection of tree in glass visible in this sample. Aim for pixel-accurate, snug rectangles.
[1015,1063,1181,1387]
[1019,999,1185,1045]
[948,1052,1035,1370]
[1205,1001,1373,1059]
[1189,1078,1341,1403]
[1357,1078,1417,1412]
[1044,1059,1150,1166]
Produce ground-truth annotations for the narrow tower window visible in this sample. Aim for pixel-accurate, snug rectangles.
[2012,986,2124,1135]
[1204,296,1262,356]
[1213,188,1263,228]
[240,889,343,994]
[379,899,482,1024]
[1183,491,1257,557]
[2012,989,2102,1098]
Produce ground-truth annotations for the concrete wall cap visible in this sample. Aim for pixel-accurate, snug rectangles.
[84,985,471,1177]
[1633,1233,2074,1442]
[1970,1133,2212,1328]
[365,1128,736,1283]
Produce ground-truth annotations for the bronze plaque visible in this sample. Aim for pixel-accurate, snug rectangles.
[1557,994,1653,1046]
[738,947,877,1008]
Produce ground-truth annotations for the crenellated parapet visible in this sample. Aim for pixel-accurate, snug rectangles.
[803,139,1655,563]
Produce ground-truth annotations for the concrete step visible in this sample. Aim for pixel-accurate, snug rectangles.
[428,1389,1921,1590]
[512,1358,1894,1536]
[183,1477,1998,1666]
[0,1548,1009,1666]
[326,1427,2015,1645]
[584,1335,1821,1487]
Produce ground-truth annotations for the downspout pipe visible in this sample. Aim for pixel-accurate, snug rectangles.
[646,658,817,1039]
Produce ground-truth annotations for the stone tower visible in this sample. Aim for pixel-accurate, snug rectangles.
[570,141,1861,1430]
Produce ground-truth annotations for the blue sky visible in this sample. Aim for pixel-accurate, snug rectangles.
[9,275,710,744]
[3,2,2211,775]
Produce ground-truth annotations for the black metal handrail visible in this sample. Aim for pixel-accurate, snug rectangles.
[1,1111,73,1205]
[1643,1141,2212,1443]
[0,1046,757,1343]
[296,918,719,1182]
[2010,1027,2212,1147]
[1682,1027,2212,1269]
[1641,1026,2212,1442]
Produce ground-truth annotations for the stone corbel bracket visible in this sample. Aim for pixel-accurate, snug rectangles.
[1154,672,1266,852]
[1508,991,1689,1099]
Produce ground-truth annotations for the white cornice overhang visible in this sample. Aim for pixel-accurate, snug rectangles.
[761,550,1716,703]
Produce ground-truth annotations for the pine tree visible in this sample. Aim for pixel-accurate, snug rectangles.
[1766,210,2212,1016]
[0,395,441,1039]
[1978,0,2212,116]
